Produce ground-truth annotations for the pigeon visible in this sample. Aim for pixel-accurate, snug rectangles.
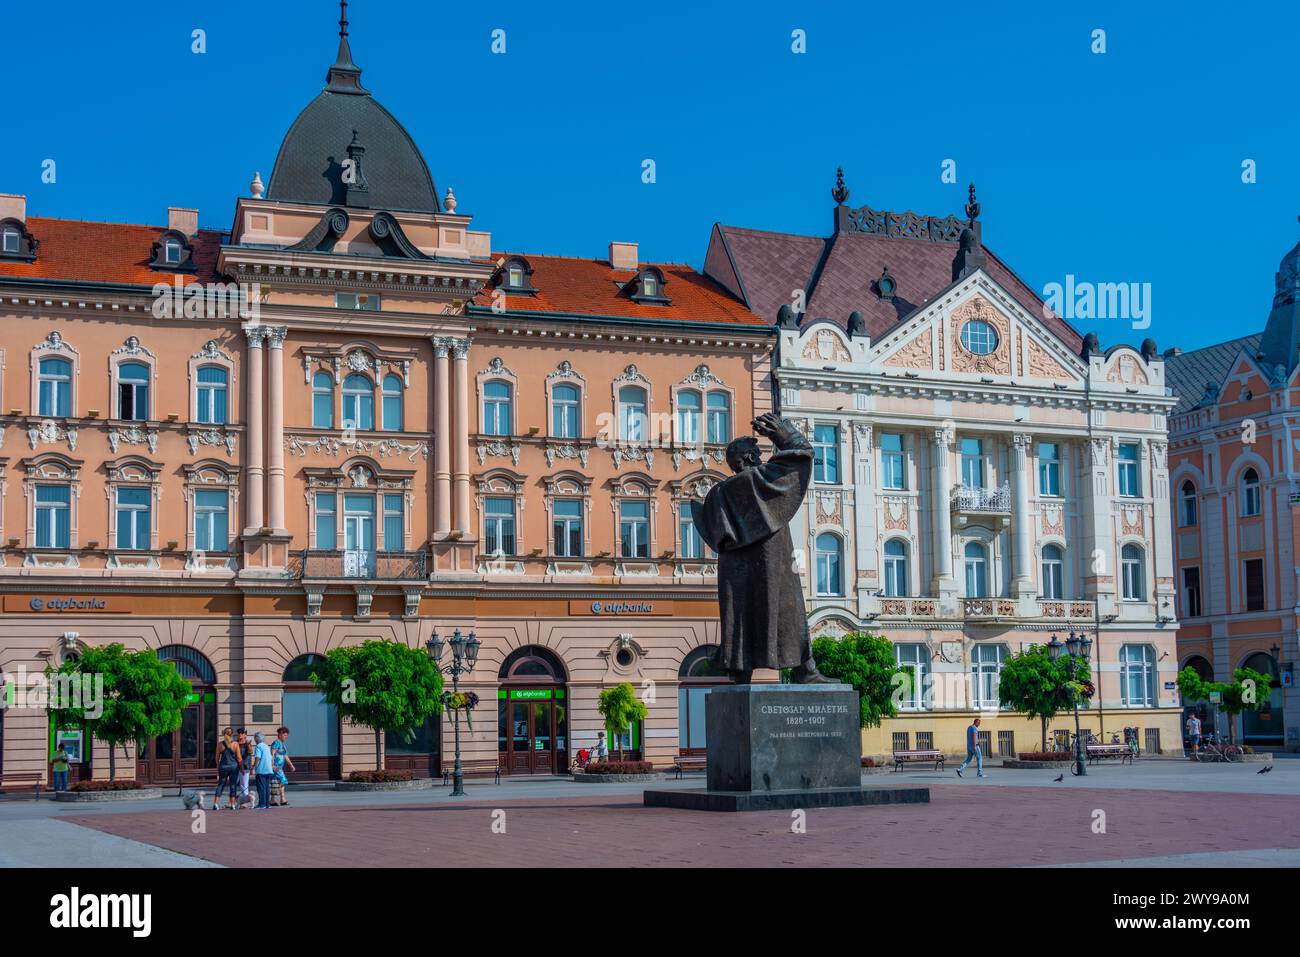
[1257,765,1273,774]
[1053,774,1064,783]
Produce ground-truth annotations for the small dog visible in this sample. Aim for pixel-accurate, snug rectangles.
[181,791,204,811]
[236,789,254,808]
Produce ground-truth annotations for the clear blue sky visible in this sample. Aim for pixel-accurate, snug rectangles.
[5,0,1299,353]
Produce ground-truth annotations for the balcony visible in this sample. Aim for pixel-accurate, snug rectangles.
[297,549,428,581]
[950,483,1011,513]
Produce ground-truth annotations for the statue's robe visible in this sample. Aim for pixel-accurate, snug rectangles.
[691,444,813,672]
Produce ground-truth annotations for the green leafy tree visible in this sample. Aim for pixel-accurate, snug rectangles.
[311,640,444,771]
[1177,665,1275,744]
[997,645,1083,751]
[597,682,648,760]
[48,644,191,781]
[810,632,906,729]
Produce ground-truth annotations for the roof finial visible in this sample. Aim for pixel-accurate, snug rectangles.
[965,183,980,223]
[832,167,850,206]
[326,0,368,94]
[340,0,349,39]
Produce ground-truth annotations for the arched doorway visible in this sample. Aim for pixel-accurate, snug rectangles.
[1181,655,1216,739]
[677,645,734,755]
[282,654,341,781]
[1242,651,1284,745]
[137,645,217,784]
[498,646,568,774]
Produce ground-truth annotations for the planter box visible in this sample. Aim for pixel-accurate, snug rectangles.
[53,788,164,802]
[572,771,662,783]
[334,778,435,792]
[1001,759,1075,769]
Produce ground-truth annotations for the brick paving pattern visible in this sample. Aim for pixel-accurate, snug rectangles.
[69,783,1300,867]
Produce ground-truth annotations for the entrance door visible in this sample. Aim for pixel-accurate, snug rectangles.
[343,494,375,578]
[498,689,567,774]
[137,691,216,784]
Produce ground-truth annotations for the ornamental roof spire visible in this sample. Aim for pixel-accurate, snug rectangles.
[326,0,369,94]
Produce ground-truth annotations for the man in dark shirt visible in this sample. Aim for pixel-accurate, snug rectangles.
[957,717,984,778]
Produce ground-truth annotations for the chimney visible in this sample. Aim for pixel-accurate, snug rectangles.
[0,194,26,223]
[168,207,199,236]
[609,241,639,271]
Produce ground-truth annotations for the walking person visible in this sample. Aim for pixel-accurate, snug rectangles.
[236,728,254,808]
[956,717,984,778]
[1186,712,1202,756]
[252,732,274,810]
[270,726,296,806]
[212,728,241,810]
[51,743,71,792]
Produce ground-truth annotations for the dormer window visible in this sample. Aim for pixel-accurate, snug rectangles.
[148,229,195,271]
[336,292,381,311]
[496,257,536,294]
[0,218,38,262]
[628,267,670,305]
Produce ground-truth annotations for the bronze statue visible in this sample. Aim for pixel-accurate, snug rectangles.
[691,413,833,684]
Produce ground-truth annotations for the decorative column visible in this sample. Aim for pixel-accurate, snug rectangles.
[452,338,472,534]
[1011,432,1034,597]
[1082,436,1117,611]
[931,426,955,597]
[433,337,452,537]
[852,423,879,618]
[243,326,266,533]
[265,326,288,531]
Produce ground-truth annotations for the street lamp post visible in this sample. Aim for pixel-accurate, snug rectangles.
[426,628,480,797]
[1048,631,1093,777]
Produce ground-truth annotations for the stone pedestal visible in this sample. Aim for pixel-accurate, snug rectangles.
[644,684,929,812]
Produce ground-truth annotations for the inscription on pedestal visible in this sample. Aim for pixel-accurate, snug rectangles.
[706,684,861,792]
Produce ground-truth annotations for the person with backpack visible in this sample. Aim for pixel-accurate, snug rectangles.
[212,728,241,810]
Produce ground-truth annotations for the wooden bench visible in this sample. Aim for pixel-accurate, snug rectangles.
[443,760,501,785]
[1085,744,1133,766]
[670,754,707,779]
[893,749,945,771]
[175,768,220,796]
[0,772,44,799]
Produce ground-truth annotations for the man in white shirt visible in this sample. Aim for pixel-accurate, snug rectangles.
[1185,713,1202,754]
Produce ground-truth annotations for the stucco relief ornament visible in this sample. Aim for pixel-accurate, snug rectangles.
[1150,441,1168,469]
[350,466,371,488]
[193,340,228,361]
[112,336,153,357]
[346,351,372,372]
[682,364,723,387]
[28,420,77,451]
[544,443,588,468]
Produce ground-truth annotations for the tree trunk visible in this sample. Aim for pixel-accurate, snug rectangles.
[108,739,117,781]
[375,728,382,772]
[1041,716,1048,752]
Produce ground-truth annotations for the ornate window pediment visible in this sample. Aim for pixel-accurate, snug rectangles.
[303,340,413,387]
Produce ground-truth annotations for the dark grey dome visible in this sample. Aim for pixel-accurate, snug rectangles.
[266,9,440,214]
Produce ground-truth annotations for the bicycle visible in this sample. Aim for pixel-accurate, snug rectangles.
[1194,733,1243,763]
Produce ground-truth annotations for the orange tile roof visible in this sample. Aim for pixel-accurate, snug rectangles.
[0,217,225,287]
[473,253,767,327]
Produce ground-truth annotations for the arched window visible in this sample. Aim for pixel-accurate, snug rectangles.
[1041,544,1065,600]
[883,539,908,598]
[678,645,732,752]
[964,541,989,598]
[895,643,930,710]
[483,381,512,436]
[312,371,334,429]
[282,653,339,779]
[1184,655,1213,682]
[676,390,701,444]
[706,392,731,444]
[38,357,72,417]
[196,366,228,424]
[1241,468,1261,517]
[1121,544,1145,601]
[1179,480,1197,527]
[552,383,580,438]
[1119,644,1156,706]
[118,362,150,421]
[815,532,843,596]
[617,386,647,443]
[157,645,217,684]
[498,645,567,683]
[381,374,403,431]
[341,373,374,431]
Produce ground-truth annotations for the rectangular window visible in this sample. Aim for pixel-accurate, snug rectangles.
[115,487,151,551]
[895,644,930,710]
[484,497,516,556]
[553,499,583,557]
[196,367,228,424]
[970,644,1007,710]
[1244,558,1265,612]
[813,425,840,484]
[35,485,71,548]
[620,501,650,558]
[1038,442,1060,496]
[1182,566,1202,618]
[679,510,710,560]
[706,393,731,444]
[382,494,404,552]
[2,228,18,254]
[164,241,182,264]
[335,292,381,311]
[315,492,337,550]
[960,438,984,488]
[880,433,905,489]
[1117,443,1140,497]
[312,384,333,429]
[194,489,229,552]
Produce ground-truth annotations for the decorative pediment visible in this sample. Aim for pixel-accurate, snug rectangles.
[288,207,350,253]
[1104,351,1150,386]
[949,295,1011,375]
[367,211,431,260]
[801,327,852,363]
[882,330,934,370]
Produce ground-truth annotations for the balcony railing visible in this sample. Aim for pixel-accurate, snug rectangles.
[875,597,1098,622]
[298,549,428,580]
[950,483,1011,512]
